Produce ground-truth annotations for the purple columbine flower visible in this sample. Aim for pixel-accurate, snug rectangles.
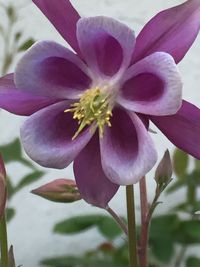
[0,0,200,208]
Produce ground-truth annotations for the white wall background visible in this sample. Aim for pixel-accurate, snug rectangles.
[0,0,200,266]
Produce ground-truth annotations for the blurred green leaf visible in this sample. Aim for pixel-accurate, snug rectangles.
[151,237,174,263]
[41,256,82,267]
[7,176,15,199]
[186,256,200,267]
[6,5,17,22]
[97,216,122,240]
[54,215,105,235]
[54,215,122,239]
[14,171,44,192]
[41,255,127,267]
[18,38,35,52]
[174,220,200,244]
[0,138,38,169]
[187,170,200,186]
[150,214,180,239]
[173,148,188,178]
[15,32,22,41]
[6,207,15,222]
[0,139,21,163]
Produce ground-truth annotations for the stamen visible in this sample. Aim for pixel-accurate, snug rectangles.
[64,87,112,139]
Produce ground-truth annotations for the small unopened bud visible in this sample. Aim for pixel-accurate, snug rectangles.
[0,155,7,218]
[155,150,172,185]
[31,179,81,203]
[8,246,15,267]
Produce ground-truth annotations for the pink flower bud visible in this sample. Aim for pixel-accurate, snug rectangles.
[155,150,172,185]
[0,155,7,218]
[8,246,15,267]
[31,179,81,203]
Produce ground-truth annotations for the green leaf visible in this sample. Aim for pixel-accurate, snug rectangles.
[14,171,44,192]
[7,176,15,199]
[18,39,35,52]
[150,214,180,239]
[173,148,188,178]
[6,207,15,222]
[0,139,22,163]
[151,237,174,263]
[174,220,200,244]
[186,256,200,267]
[14,32,22,41]
[54,215,105,235]
[97,216,122,240]
[41,256,82,267]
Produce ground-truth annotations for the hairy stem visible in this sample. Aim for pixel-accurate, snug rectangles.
[139,177,149,267]
[126,185,138,267]
[0,213,9,267]
[106,207,128,235]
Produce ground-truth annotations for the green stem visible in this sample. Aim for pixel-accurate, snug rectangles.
[139,177,149,267]
[0,213,9,267]
[126,185,138,267]
[106,207,128,235]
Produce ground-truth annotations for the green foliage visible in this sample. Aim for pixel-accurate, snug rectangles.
[173,148,188,178]
[0,138,35,169]
[54,215,122,240]
[14,171,44,192]
[186,256,200,267]
[0,138,45,222]
[18,39,35,52]
[6,208,15,222]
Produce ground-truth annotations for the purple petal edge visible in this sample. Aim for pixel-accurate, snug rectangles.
[132,0,200,63]
[150,100,200,159]
[33,0,81,55]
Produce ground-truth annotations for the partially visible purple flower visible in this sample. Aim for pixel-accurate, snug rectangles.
[0,0,199,208]
[0,155,7,218]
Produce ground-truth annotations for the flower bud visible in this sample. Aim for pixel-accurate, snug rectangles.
[9,245,15,267]
[31,179,81,203]
[0,155,7,218]
[155,150,172,185]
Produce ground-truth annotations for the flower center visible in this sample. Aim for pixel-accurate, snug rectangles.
[64,87,113,140]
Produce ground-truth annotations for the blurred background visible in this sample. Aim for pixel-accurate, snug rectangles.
[0,0,200,266]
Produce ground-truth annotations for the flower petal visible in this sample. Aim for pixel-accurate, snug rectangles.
[15,41,92,100]
[33,0,81,54]
[118,52,182,116]
[76,16,135,77]
[20,101,93,168]
[74,133,119,208]
[150,100,200,159]
[132,0,200,63]
[0,74,58,116]
[100,108,157,185]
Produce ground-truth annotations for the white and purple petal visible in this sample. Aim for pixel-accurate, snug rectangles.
[32,0,81,54]
[118,52,182,116]
[74,133,119,208]
[151,100,200,160]
[76,16,135,78]
[132,0,200,63]
[15,41,92,100]
[0,74,59,116]
[20,101,93,169]
[100,108,157,185]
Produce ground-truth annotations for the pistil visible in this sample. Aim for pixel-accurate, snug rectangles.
[64,87,113,139]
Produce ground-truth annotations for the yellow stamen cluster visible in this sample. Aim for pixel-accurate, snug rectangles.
[64,87,113,140]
